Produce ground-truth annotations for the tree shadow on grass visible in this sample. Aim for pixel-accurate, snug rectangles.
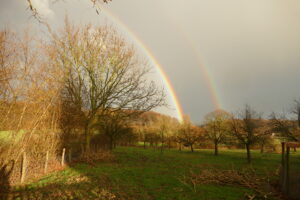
[3,172,117,200]
[289,158,300,200]
[0,150,118,200]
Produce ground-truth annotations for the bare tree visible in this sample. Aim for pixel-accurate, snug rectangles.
[291,99,300,127]
[203,109,231,156]
[156,116,173,154]
[230,105,263,163]
[47,20,165,151]
[256,120,273,153]
[177,116,203,152]
[269,112,299,142]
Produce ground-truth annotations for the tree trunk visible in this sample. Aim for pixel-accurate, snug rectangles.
[109,136,114,151]
[160,133,164,154]
[214,141,218,156]
[143,140,146,149]
[85,134,91,153]
[260,144,264,153]
[190,144,194,152]
[246,143,251,163]
[179,143,182,151]
[85,123,91,153]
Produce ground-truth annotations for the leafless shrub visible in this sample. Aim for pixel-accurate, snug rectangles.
[0,28,63,185]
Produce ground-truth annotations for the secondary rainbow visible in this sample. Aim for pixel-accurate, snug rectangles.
[100,7,184,122]
[168,20,222,110]
[192,48,222,110]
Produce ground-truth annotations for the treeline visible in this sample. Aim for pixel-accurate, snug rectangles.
[131,104,300,164]
[201,104,300,163]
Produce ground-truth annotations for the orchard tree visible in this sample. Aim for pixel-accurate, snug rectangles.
[269,112,300,142]
[203,109,231,156]
[230,105,264,163]
[48,20,165,151]
[256,120,273,153]
[155,115,174,154]
[291,99,300,127]
[177,116,203,152]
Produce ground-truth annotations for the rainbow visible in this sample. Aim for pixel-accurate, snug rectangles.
[99,7,184,122]
[190,45,222,110]
[167,20,222,110]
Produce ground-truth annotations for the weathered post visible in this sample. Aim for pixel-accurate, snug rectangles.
[44,151,49,173]
[61,148,65,166]
[281,142,285,168]
[285,146,290,195]
[282,143,290,195]
[280,142,300,197]
[280,142,285,188]
[282,143,286,193]
[20,152,26,184]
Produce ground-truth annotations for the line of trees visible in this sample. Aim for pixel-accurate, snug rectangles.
[132,103,300,164]
[201,104,300,163]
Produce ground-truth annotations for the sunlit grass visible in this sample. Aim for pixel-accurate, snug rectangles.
[0,130,25,143]
[20,147,299,200]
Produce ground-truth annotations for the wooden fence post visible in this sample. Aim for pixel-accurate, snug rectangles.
[285,146,290,195]
[44,151,49,173]
[280,142,300,197]
[20,152,26,184]
[282,144,290,195]
[61,148,65,166]
[280,142,285,186]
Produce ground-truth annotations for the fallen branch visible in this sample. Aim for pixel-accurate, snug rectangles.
[180,167,281,200]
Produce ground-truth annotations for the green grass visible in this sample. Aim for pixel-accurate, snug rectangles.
[13,147,300,200]
[0,130,25,143]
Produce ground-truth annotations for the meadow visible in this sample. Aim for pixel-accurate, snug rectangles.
[7,147,300,200]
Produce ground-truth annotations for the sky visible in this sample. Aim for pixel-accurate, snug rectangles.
[1,0,300,123]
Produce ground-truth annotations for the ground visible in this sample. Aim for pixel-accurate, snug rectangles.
[7,147,300,200]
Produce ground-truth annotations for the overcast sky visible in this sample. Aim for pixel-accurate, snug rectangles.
[1,0,300,123]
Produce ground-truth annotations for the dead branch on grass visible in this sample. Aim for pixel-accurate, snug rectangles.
[180,168,281,200]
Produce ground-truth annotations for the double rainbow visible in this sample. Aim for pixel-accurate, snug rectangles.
[100,7,222,122]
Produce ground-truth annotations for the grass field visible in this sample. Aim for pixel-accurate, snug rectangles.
[9,147,300,200]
